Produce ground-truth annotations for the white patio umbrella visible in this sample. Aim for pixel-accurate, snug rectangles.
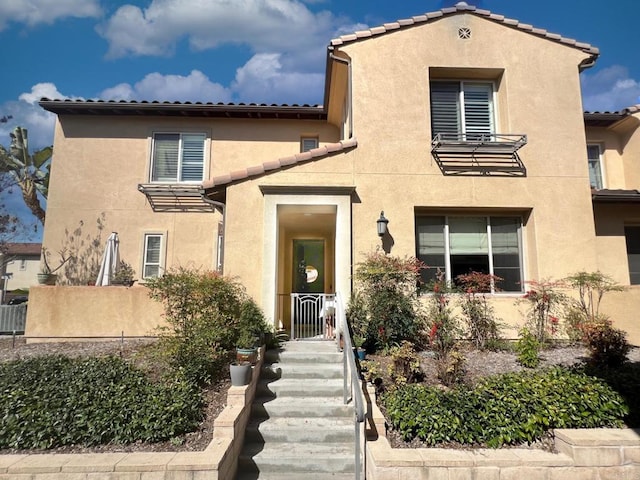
[95,232,120,286]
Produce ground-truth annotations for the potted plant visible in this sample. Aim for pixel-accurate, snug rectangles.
[111,260,136,286]
[38,248,73,285]
[229,360,251,386]
[235,328,259,364]
[353,335,367,360]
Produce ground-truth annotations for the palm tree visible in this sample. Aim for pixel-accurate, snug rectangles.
[0,127,51,225]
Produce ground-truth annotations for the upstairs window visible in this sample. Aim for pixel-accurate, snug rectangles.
[430,81,495,140]
[151,133,205,183]
[587,144,604,190]
[416,215,523,292]
[301,137,319,152]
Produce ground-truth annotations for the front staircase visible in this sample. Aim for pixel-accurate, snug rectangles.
[235,340,357,479]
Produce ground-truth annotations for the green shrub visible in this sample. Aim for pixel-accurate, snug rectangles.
[455,271,502,350]
[435,348,466,387]
[582,320,630,367]
[518,280,566,342]
[352,252,426,350]
[0,355,202,449]
[515,328,541,368]
[387,341,422,385]
[147,268,268,385]
[383,367,628,447]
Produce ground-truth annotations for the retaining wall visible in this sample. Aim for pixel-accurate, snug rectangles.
[0,347,264,480]
[365,386,640,479]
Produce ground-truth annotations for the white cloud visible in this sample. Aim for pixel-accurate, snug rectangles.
[99,70,232,102]
[232,53,324,104]
[0,0,101,30]
[581,65,640,112]
[18,83,68,104]
[0,83,70,149]
[98,0,356,66]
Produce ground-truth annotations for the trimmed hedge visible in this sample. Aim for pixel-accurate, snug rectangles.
[0,355,203,449]
[383,367,628,447]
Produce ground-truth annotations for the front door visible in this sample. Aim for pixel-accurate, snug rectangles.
[292,239,324,294]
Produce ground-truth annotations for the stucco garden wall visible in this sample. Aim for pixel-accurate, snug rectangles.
[25,285,165,342]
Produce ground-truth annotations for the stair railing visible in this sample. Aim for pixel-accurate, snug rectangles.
[335,292,365,479]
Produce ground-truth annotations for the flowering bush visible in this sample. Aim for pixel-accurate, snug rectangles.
[352,251,427,351]
[455,271,502,350]
[426,270,460,356]
[519,280,567,343]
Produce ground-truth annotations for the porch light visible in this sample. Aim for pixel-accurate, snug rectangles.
[377,211,389,237]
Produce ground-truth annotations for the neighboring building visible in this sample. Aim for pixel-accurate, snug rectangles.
[32,2,640,344]
[1,243,41,303]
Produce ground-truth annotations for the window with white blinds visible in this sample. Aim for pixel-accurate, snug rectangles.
[430,81,495,140]
[587,144,603,190]
[416,215,523,292]
[151,133,205,182]
[143,233,164,279]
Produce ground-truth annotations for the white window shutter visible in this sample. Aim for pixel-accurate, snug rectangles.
[430,82,461,137]
[152,134,179,182]
[462,83,493,137]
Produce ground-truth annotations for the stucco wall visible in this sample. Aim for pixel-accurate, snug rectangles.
[25,285,165,341]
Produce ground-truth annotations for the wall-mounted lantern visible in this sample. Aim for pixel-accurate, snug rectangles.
[377,211,389,237]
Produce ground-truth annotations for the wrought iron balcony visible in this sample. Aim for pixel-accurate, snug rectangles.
[430,133,527,176]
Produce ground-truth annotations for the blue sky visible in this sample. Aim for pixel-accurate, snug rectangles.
[1,0,639,241]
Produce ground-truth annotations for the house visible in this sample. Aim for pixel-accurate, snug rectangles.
[29,2,640,344]
[0,243,41,304]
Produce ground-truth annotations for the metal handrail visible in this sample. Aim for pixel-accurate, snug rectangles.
[335,292,365,479]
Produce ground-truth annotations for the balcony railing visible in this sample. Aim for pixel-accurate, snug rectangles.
[431,133,527,176]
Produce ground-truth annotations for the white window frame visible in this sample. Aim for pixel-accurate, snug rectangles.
[301,137,319,153]
[416,215,524,293]
[587,143,605,190]
[141,232,166,280]
[430,80,496,140]
[150,132,206,183]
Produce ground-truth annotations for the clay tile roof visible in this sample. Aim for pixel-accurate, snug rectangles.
[3,243,42,256]
[202,138,358,191]
[330,1,599,62]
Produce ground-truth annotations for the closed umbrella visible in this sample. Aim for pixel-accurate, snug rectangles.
[95,232,120,286]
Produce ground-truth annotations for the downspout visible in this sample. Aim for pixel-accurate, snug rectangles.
[328,48,354,141]
[200,195,226,274]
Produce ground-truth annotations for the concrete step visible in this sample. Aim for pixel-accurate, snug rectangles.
[238,442,356,475]
[236,471,355,480]
[264,349,343,365]
[245,416,354,443]
[251,396,351,419]
[256,378,343,397]
[262,362,343,379]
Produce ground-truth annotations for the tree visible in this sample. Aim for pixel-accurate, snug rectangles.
[0,127,52,225]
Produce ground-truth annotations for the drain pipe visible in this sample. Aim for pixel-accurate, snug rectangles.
[201,195,226,274]
[328,49,354,141]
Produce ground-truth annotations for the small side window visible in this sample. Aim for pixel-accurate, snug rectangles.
[587,144,604,190]
[142,233,165,279]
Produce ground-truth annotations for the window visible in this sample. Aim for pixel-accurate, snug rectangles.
[142,233,164,279]
[301,137,318,152]
[151,133,205,183]
[416,215,523,292]
[625,226,640,284]
[430,81,495,140]
[587,144,603,190]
